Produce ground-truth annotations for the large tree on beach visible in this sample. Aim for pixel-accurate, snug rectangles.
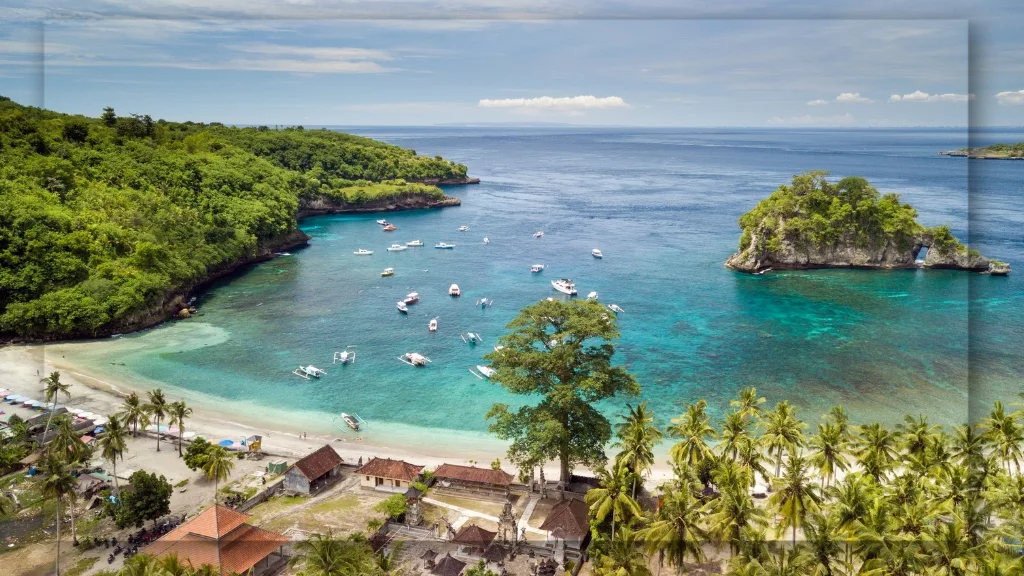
[614,400,662,499]
[146,388,169,452]
[98,414,129,500]
[201,445,234,502]
[119,393,149,436]
[41,371,71,444]
[41,453,76,575]
[484,299,640,482]
[168,400,193,457]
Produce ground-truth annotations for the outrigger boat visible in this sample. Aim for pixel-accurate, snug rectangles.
[403,292,419,305]
[551,279,578,295]
[476,298,493,308]
[293,365,327,379]
[477,365,496,378]
[398,352,431,366]
[531,264,545,273]
[341,412,360,431]
[333,348,356,364]
[397,301,409,313]
[383,224,397,232]
[381,268,395,277]
[435,242,455,249]
[406,240,424,247]
[387,244,407,252]
[458,225,470,232]
[429,317,438,332]
[449,284,461,297]
[332,411,366,432]
[607,304,625,314]
[353,248,373,255]
[461,332,483,345]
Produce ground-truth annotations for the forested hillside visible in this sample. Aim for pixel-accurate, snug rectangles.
[0,97,469,339]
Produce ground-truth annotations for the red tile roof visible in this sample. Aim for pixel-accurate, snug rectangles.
[539,499,590,540]
[453,524,497,547]
[290,444,343,480]
[355,457,423,482]
[434,464,514,486]
[146,505,288,576]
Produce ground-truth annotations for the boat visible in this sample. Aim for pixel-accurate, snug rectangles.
[406,240,424,247]
[383,224,397,232]
[341,412,360,431]
[476,365,496,379]
[531,264,545,273]
[458,225,469,232]
[397,301,408,313]
[398,352,431,366]
[476,298,492,308]
[754,267,773,275]
[592,249,603,258]
[429,317,438,332]
[607,304,625,314]
[461,332,483,345]
[483,237,489,244]
[403,292,419,304]
[353,249,374,255]
[587,291,599,300]
[274,252,291,256]
[333,348,356,364]
[435,242,456,249]
[293,365,327,379]
[534,231,544,238]
[381,268,394,277]
[449,284,461,297]
[376,219,388,225]
[387,244,407,252]
[551,279,577,295]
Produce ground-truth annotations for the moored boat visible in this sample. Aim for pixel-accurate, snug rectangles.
[449,284,461,297]
[592,248,603,258]
[406,240,424,247]
[383,224,397,231]
[333,349,356,364]
[587,291,599,300]
[483,237,489,244]
[293,365,327,379]
[531,264,545,273]
[376,219,388,225]
[429,317,438,332]
[551,278,577,295]
[534,231,544,238]
[387,244,407,252]
[476,365,496,379]
[404,292,420,304]
[381,268,394,277]
[353,248,373,255]
[341,412,360,430]
[458,225,470,231]
[397,301,408,313]
[435,242,456,249]
[461,332,483,344]
[399,352,431,366]
[607,304,625,314]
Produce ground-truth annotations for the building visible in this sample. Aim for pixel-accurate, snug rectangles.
[431,553,467,576]
[283,444,344,495]
[452,523,497,557]
[146,505,289,576]
[539,498,591,559]
[355,457,423,492]
[432,463,515,496]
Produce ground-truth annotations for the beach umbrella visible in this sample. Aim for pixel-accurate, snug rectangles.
[93,416,108,426]
[218,439,234,447]
[93,427,105,434]
[182,431,197,440]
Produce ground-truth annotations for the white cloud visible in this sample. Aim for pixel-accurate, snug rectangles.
[889,90,972,102]
[995,90,1024,105]
[806,99,828,106]
[478,95,628,110]
[767,113,856,126]
[835,92,872,103]
[234,44,394,62]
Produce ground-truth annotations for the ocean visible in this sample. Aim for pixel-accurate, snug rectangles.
[53,127,1024,451]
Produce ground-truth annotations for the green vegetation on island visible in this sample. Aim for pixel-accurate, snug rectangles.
[940,141,1024,159]
[0,97,470,339]
[727,171,1007,274]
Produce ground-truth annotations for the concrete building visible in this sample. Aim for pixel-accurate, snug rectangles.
[355,457,423,492]
[283,444,344,495]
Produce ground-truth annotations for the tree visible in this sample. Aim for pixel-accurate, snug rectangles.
[374,493,407,520]
[289,530,376,576]
[704,464,768,555]
[731,386,767,422]
[801,513,844,576]
[51,414,88,463]
[593,526,653,576]
[465,560,498,576]
[201,445,234,502]
[808,423,848,489]
[761,401,805,478]
[614,400,663,499]
[168,400,193,457]
[668,399,716,469]
[41,453,76,575]
[853,422,899,482]
[586,463,641,542]
[119,393,149,436]
[184,436,213,470]
[485,299,639,482]
[983,402,1024,474]
[769,455,821,548]
[41,371,71,446]
[146,388,169,452]
[641,483,708,571]
[97,414,129,500]
[107,470,172,529]
[101,106,117,126]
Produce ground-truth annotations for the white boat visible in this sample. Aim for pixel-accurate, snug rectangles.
[534,231,544,238]
[476,365,496,379]
[404,292,420,304]
[551,279,577,295]
[333,349,356,364]
[293,365,327,379]
[531,264,545,273]
[435,242,456,249]
[458,225,470,232]
[340,412,360,431]
[483,237,489,244]
[461,332,483,345]
[429,317,438,332]
[607,304,625,314]
[387,244,407,252]
[353,249,373,255]
[476,298,492,308]
[399,352,431,366]
[449,284,461,297]
[592,249,603,258]
[587,291,599,300]
[376,219,388,225]
[397,301,408,313]
[381,267,394,277]
[754,267,773,275]
[406,240,424,247]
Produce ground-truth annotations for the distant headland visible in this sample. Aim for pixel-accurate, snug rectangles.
[939,141,1024,159]
[726,171,1010,275]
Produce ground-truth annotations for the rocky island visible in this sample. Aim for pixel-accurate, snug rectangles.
[726,171,1010,275]
[939,141,1024,159]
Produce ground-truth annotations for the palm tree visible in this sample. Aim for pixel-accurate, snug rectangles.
[951,423,986,468]
[594,526,653,576]
[119,393,149,436]
[802,512,845,576]
[828,473,875,567]
[923,515,977,576]
[40,453,76,575]
[614,400,663,499]
[895,414,941,460]
[640,483,708,571]
[808,423,849,489]
[853,422,899,482]
[586,463,642,542]
[668,399,716,468]
[40,371,71,445]
[704,468,768,555]
[762,401,806,478]
[97,414,129,500]
[760,549,811,576]
[374,541,404,576]
[731,386,767,422]
[719,411,753,462]
[51,414,86,462]
[146,388,169,451]
[289,530,373,576]
[168,400,193,457]
[769,455,821,549]
[201,445,235,503]
[983,402,1024,474]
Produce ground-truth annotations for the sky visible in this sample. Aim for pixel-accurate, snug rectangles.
[0,1,1022,127]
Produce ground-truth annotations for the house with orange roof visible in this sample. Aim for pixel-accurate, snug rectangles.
[355,457,423,492]
[145,504,289,576]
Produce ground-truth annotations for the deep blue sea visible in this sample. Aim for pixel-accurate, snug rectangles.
[59,127,1024,450]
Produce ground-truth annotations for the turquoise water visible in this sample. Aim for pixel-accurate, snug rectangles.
[57,128,1024,444]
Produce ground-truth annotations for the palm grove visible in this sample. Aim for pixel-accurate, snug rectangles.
[485,299,1024,575]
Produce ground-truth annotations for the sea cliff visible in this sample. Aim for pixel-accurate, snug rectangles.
[726,172,1010,275]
